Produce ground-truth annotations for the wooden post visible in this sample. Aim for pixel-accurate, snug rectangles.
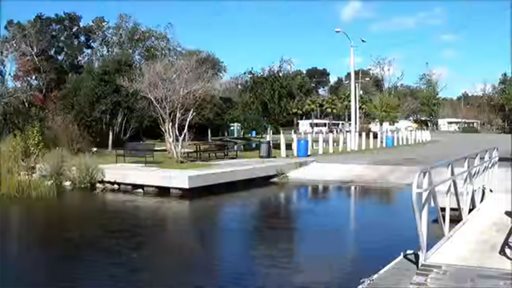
[328,133,334,153]
[369,132,374,149]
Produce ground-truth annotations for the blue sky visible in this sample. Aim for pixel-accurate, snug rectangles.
[1,0,510,97]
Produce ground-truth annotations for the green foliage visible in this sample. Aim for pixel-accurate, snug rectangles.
[236,59,314,128]
[12,123,46,172]
[305,67,330,93]
[0,136,57,199]
[68,154,104,189]
[368,94,400,124]
[417,71,441,125]
[59,52,147,146]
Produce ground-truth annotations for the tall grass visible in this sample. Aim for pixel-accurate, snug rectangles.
[0,137,57,199]
[68,154,104,190]
[0,137,104,198]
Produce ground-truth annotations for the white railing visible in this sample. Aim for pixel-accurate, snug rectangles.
[411,147,499,264]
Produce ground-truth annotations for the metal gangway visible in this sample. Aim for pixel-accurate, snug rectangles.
[411,147,500,264]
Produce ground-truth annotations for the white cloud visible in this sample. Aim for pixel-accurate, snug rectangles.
[439,33,459,42]
[432,66,449,80]
[340,0,373,22]
[441,48,457,59]
[369,7,445,32]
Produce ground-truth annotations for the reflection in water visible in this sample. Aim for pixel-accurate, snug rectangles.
[0,184,442,287]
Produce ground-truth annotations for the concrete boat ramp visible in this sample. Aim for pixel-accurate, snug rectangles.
[101,158,312,192]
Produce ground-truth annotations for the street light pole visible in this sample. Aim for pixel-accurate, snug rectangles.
[349,44,356,147]
[335,28,356,147]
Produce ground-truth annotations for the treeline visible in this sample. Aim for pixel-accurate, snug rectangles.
[1,12,511,157]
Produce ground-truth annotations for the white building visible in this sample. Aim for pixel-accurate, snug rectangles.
[438,118,480,131]
[369,120,416,133]
[298,119,346,134]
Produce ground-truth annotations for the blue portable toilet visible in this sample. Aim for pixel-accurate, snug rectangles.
[251,130,257,137]
[386,133,394,147]
[297,138,309,157]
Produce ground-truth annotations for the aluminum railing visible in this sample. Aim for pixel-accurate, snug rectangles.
[411,147,499,264]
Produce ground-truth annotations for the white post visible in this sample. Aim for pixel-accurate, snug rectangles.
[383,130,387,148]
[208,128,212,142]
[328,133,334,153]
[347,133,352,152]
[339,133,344,152]
[354,132,359,151]
[377,131,381,148]
[369,132,374,149]
[318,133,324,155]
[292,133,297,156]
[393,131,397,147]
[362,132,366,150]
[280,131,286,158]
[307,133,312,155]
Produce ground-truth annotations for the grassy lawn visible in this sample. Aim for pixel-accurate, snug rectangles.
[92,150,210,169]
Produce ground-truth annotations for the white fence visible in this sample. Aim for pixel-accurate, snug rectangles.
[279,129,432,157]
[411,147,499,264]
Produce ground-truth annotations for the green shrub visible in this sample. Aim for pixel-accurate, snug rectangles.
[41,148,71,188]
[68,154,104,189]
[460,126,479,133]
[0,137,57,199]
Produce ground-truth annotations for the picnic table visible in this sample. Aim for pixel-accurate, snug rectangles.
[185,141,239,161]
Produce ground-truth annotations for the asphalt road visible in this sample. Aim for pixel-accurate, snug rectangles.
[315,132,511,166]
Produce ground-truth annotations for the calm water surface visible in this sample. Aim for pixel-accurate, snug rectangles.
[0,184,441,287]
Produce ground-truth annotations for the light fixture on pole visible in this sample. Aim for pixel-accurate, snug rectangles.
[335,28,366,148]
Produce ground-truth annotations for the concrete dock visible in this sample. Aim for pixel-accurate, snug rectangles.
[101,158,312,190]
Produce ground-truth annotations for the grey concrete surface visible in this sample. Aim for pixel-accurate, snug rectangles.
[101,158,312,189]
[315,132,511,166]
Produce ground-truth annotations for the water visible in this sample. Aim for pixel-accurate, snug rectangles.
[0,184,441,287]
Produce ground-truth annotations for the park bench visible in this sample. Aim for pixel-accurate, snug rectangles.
[185,142,239,161]
[115,142,156,165]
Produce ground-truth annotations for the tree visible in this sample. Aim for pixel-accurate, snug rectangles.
[367,94,400,124]
[305,67,330,94]
[2,12,95,103]
[496,73,512,132]
[88,14,180,66]
[237,59,313,129]
[124,53,219,159]
[60,52,146,148]
[417,70,441,127]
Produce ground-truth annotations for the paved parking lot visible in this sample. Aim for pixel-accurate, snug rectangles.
[316,132,511,166]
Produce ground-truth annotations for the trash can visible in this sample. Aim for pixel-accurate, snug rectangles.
[259,140,272,158]
[297,138,309,157]
[386,134,394,147]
